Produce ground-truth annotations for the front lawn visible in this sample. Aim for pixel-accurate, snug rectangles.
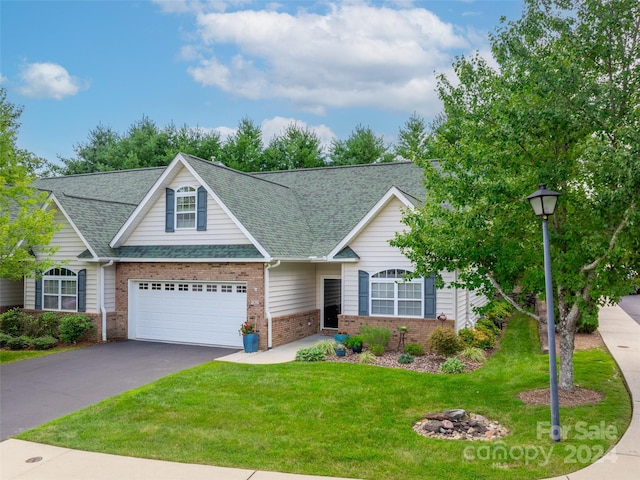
[0,346,81,365]
[18,315,631,480]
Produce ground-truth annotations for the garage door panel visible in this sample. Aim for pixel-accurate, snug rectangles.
[132,281,246,347]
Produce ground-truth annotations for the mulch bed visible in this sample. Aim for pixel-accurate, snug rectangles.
[517,387,604,406]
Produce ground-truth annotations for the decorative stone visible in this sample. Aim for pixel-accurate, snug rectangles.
[444,409,466,421]
[423,420,443,433]
[442,420,454,429]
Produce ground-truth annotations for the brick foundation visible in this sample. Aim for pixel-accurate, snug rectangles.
[271,309,320,348]
[115,262,266,348]
[338,314,456,349]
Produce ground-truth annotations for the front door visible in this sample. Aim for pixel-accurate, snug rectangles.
[323,278,341,329]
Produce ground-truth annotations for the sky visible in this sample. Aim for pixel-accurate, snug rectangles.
[1,0,525,165]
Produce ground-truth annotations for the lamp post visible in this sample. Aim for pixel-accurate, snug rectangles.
[527,184,561,442]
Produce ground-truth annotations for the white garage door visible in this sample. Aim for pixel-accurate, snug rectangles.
[131,281,246,347]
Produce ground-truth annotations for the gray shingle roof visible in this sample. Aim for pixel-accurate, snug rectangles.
[33,156,425,260]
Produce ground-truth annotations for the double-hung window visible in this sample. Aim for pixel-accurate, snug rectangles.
[371,269,423,317]
[176,186,196,229]
[43,268,77,311]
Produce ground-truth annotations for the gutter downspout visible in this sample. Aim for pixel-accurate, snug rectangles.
[100,260,114,342]
[454,269,459,332]
[264,260,281,350]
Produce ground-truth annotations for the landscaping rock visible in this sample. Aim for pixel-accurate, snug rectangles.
[423,420,443,433]
[444,409,466,421]
[413,411,509,441]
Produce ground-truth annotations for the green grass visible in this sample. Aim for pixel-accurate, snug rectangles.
[18,315,631,480]
[0,346,81,364]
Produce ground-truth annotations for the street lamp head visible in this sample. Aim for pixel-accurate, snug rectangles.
[527,184,560,218]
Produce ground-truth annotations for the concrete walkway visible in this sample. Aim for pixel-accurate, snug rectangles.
[1,307,639,480]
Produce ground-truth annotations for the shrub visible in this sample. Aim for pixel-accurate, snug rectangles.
[32,335,58,350]
[58,315,95,343]
[476,318,500,336]
[440,357,465,374]
[404,343,425,356]
[314,339,337,356]
[472,328,496,350]
[458,347,486,363]
[346,336,364,350]
[35,312,60,338]
[358,351,377,364]
[457,328,475,346]
[577,309,599,334]
[480,300,512,323]
[8,335,31,350]
[0,332,14,347]
[295,346,327,362]
[0,308,28,336]
[360,325,392,349]
[370,344,385,356]
[428,327,462,357]
[397,353,414,364]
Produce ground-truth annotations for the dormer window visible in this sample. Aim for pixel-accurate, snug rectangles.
[176,186,197,229]
[165,186,207,232]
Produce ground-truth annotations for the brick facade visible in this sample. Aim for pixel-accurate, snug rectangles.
[338,314,456,349]
[115,262,266,348]
[271,309,320,348]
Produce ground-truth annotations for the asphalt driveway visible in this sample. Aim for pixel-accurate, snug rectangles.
[619,294,640,325]
[0,341,237,440]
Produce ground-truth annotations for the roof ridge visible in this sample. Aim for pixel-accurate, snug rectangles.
[180,153,294,190]
[37,166,165,180]
[253,160,416,176]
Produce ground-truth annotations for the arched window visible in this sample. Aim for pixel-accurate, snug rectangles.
[176,186,196,229]
[370,269,423,317]
[43,268,77,311]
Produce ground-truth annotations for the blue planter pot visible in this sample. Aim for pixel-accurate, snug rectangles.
[334,333,349,344]
[243,333,259,353]
[336,348,346,357]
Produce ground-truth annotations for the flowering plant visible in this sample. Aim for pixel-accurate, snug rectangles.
[239,321,255,335]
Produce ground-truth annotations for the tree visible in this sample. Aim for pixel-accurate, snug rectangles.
[391,0,640,391]
[217,117,263,172]
[262,123,325,170]
[0,89,58,279]
[56,116,222,174]
[395,113,430,163]
[329,124,394,165]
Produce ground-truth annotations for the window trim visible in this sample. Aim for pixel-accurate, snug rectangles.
[42,267,78,312]
[370,269,423,318]
[175,185,197,230]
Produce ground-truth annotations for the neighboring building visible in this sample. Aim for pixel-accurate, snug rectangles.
[11,153,486,349]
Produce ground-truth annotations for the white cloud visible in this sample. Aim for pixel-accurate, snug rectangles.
[180,2,476,115]
[17,62,87,99]
[0,72,6,84]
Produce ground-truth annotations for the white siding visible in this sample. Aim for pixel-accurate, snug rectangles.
[0,278,24,308]
[341,198,458,323]
[103,264,116,311]
[125,168,251,246]
[343,198,417,315]
[25,208,100,313]
[437,270,456,321]
[269,262,317,317]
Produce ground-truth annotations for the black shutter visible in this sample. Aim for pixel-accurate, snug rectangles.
[77,269,87,312]
[197,186,207,231]
[424,274,436,318]
[35,277,43,310]
[165,188,175,232]
[358,270,369,316]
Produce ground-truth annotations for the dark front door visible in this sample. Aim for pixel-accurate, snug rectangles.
[323,278,341,329]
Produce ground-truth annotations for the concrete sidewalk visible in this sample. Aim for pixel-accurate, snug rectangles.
[2,307,638,480]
